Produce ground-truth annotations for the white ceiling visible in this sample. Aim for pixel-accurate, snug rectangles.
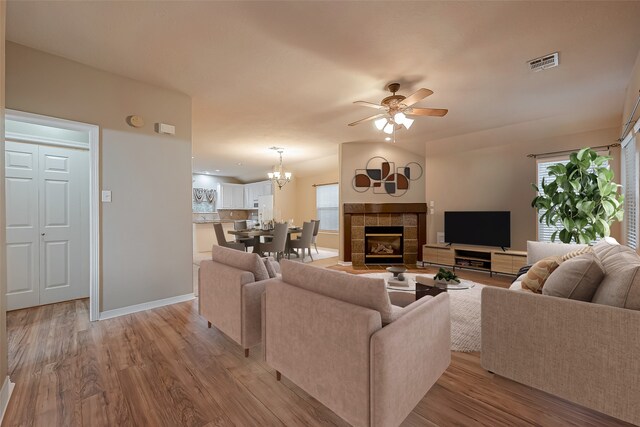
[7,1,640,181]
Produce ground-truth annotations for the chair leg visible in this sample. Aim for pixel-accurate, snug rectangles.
[276,371,281,381]
[208,321,211,328]
[244,349,250,358]
[309,247,313,261]
[314,243,318,254]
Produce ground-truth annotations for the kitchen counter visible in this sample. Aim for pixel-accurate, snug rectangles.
[192,219,236,224]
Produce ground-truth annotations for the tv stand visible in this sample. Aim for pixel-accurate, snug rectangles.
[422,244,527,276]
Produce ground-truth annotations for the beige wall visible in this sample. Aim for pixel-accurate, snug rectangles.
[269,163,340,250]
[0,1,7,385]
[425,127,621,251]
[6,43,193,312]
[294,171,339,250]
[622,49,640,130]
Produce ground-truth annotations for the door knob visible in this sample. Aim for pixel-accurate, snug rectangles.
[41,233,45,236]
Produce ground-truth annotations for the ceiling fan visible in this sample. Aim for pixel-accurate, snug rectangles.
[348,83,448,135]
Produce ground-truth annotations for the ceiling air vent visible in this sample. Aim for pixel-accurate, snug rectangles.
[528,52,559,72]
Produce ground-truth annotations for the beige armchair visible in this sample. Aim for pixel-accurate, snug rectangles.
[262,260,451,427]
[199,245,276,357]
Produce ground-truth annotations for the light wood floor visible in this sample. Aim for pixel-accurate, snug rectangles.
[3,270,632,426]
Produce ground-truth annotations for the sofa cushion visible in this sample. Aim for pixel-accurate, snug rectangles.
[591,244,640,310]
[542,253,604,301]
[211,245,269,282]
[521,256,562,293]
[527,241,588,264]
[280,259,395,324]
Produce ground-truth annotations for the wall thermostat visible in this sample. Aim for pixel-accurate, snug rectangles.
[126,115,144,128]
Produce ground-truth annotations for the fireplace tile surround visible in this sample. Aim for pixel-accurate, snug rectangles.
[343,203,427,266]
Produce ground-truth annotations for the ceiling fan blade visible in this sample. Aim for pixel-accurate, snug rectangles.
[348,113,386,127]
[400,88,433,107]
[406,108,448,117]
[353,101,384,109]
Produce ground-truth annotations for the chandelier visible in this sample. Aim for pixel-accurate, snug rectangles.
[267,147,292,189]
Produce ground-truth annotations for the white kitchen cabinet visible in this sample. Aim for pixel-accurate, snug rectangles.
[243,180,273,209]
[217,183,245,209]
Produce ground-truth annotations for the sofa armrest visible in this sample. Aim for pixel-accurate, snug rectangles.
[199,260,254,345]
[369,293,451,427]
[264,279,382,427]
[481,287,640,425]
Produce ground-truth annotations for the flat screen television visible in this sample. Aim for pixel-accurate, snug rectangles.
[444,211,511,248]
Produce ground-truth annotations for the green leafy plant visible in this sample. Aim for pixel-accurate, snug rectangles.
[434,267,460,283]
[531,147,624,244]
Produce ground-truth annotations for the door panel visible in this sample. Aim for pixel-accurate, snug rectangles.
[5,142,40,310]
[6,243,35,293]
[43,179,69,226]
[39,145,88,305]
[43,240,69,289]
[5,141,89,310]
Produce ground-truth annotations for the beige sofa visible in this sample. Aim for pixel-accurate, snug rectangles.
[482,238,640,425]
[199,245,279,357]
[262,260,451,427]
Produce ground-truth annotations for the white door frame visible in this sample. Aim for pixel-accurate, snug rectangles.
[5,109,100,321]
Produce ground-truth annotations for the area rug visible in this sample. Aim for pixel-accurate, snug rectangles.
[360,272,483,353]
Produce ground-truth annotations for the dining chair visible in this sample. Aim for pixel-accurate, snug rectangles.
[257,222,288,261]
[289,221,314,262]
[213,222,245,251]
[311,219,320,254]
[233,220,254,251]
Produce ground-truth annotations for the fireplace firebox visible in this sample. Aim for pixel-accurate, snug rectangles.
[364,226,404,264]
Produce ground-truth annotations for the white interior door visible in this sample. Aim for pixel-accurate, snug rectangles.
[5,141,89,310]
[5,142,40,310]
[38,145,89,305]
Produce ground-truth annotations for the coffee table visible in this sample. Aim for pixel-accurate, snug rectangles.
[362,272,475,301]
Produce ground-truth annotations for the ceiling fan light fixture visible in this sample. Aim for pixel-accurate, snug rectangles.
[393,112,406,126]
[403,118,414,129]
[383,123,394,134]
[374,117,388,130]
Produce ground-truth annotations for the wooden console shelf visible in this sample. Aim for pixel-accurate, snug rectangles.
[422,244,527,276]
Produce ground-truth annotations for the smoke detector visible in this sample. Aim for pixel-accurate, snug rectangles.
[528,52,559,72]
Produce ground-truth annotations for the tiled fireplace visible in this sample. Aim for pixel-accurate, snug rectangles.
[343,203,427,266]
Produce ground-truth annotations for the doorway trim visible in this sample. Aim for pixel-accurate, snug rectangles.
[5,109,100,321]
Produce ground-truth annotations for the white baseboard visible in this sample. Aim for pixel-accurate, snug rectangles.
[0,376,15,424]
[338,261,352,266]
[99,293,195,320]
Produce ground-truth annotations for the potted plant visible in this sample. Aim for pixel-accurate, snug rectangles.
[433,267,460,285]
[532,147,624,244]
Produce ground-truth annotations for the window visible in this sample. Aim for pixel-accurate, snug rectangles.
[535,154,609,242]
[622,133,638,249]
[536,158,567,242]
[316,184,339,232]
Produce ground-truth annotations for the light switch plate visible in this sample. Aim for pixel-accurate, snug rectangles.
[101,190,112,203]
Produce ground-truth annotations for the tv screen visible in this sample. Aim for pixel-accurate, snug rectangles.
[444,211,511,248]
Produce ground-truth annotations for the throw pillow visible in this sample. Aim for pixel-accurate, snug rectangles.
[262,257,279,278]
[561,246,593,262]
[521,256,563,293]
[543,253,604,301]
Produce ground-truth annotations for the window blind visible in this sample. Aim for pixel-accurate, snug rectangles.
[623,135,638,249]
[536,155,609,242]
[316,184,339,232]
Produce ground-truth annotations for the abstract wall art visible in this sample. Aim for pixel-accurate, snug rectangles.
[352,156,423,197]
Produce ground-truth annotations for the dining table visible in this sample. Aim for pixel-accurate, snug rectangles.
[228,226,302,257]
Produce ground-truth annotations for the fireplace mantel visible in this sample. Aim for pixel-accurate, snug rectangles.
[343,203,427,265]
